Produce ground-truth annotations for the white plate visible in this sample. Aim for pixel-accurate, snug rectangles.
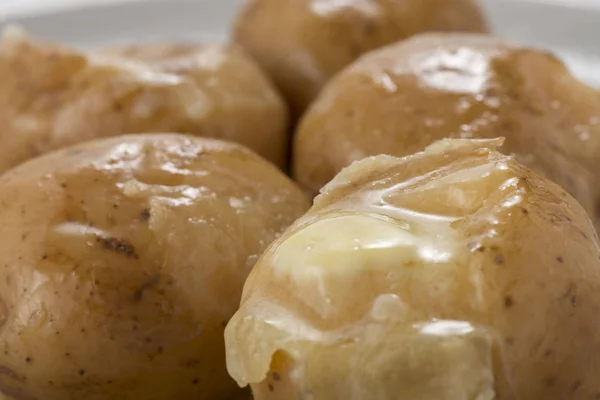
[0,0,599,87]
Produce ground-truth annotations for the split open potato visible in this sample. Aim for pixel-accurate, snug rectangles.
[0,134,309,400]
[227,138,600,399]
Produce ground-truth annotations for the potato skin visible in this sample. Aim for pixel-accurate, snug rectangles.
[227,139,600,399]
[233,0,488,119]
[0,29,288,172]
[293,33,600,229]
[0,134,310,400]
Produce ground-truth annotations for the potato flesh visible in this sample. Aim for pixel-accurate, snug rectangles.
[230,213,496,399]
[0,134,309,400]
[0,28,288,172]
[226,138,600,399]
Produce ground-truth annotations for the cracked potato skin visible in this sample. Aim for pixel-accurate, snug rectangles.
[0,30,289,173]
[0,134,309,400]
[293,33,600,231]
[227,139,600,400]
[233,0,488,119]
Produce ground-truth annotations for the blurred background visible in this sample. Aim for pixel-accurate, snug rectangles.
[0,0,598,86]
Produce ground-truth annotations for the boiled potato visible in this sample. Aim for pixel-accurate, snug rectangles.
[227,138,600,399]
[0,28,288,173]
[233,0,488,119]
[294,33,600,230]
[0,134,310,400]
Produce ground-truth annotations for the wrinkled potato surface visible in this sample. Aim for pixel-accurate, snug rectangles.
[294,33,600,231]
[0,134,309,400]
[0,28,288,173]
[227,138,600,400]
[233,0,488,118]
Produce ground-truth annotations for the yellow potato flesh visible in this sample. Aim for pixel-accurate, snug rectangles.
[227,138,600,399]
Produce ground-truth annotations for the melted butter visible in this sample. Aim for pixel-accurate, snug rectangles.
[226,139,521,396]
[270,212,463,316]
[369,294,407,322]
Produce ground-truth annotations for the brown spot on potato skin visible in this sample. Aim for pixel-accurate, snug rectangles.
[504,296,514,308]
[0,297,7,329]
[132,275,161,302]
[140,209,151,221]
[268,383,274,392]
[562,283,578,307]
[96,236,138,258]
[556,256,564,263]
[494,255,504,265]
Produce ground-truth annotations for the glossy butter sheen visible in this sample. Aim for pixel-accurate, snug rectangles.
[0,28,289,173]
[233,0,488,118]
[294,33,600,232]
[227,138,600,399]
[0,134,309,400]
